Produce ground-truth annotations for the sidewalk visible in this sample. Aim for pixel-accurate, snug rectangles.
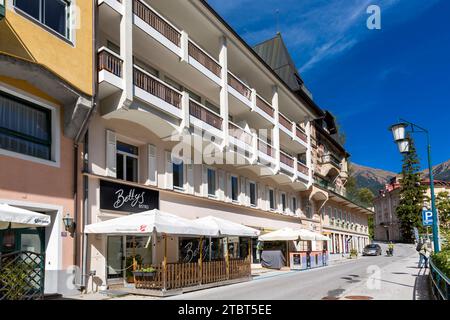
[341,251,431,300]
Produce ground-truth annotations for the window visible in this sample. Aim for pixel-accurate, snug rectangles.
[107,41,121,55]
[269,189,275,210]
[134,57,159,77]
[249,182,256,207]
[116,141,138,182]
[205,101,220,115]
[292,197,297,213]
[207,168,216,197]
[15,0,71,39]
[305,200,312,218]
[281,193,287,212]
[0,91,51,160]
[230,176,238,202]
[173,160,184,190]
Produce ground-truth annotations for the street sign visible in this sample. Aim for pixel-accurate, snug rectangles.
[422,210,433,226]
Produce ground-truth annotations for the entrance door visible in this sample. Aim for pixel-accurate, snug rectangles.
[107,236,125,280]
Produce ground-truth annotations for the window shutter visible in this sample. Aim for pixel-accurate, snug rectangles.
[225,173,232,202]
[146,144,157,186]
[185,163,194,194]
[106,130,116,178]
[201,165,208,197]
[164,151,173,190]
[218,170,225,201]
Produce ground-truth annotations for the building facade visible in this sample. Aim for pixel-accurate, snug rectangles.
[0,0,93,295]
[374,177,450,242]
[80,0,372,291]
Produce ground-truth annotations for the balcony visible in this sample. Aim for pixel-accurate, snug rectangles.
[98,0,123,15]
[189,99,223,136]
[227,71,252,108]
[255,94,275,123]
[133,66,182,119]
[297,161,309,181]
[257,138,276,168]
[322,153,342,171]
[188,41,222,85]
[228,122,254,162]
[97,48,123,98]
[133,0,181,55]
[295,125,307,144]
[279,150,295,176]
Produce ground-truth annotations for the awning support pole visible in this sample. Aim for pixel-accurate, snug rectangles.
[225,237,230,280]
[198,236,203,285]
[162,234,167,290]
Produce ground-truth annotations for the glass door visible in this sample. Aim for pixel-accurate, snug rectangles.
[107,236,124,280]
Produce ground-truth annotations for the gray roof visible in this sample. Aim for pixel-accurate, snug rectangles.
[253,33,304,92]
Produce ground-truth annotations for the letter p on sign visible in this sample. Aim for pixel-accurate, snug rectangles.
[422,210,433,226]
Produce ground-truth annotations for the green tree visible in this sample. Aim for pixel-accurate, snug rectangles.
[436,191,450,249]
[357,188,375,208]
[395,135,426,242]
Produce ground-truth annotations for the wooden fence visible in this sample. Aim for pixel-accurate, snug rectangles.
[134,258,251,290]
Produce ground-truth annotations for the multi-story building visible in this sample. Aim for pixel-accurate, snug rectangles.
[80,0,372,291]
[0,0,93,296]
[374,177,450,242]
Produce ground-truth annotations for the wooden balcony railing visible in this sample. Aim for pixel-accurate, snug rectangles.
[98,48,123,77]
[296,126,307,142]
[297,161,309,176]
[322,153,342,168]
[188,41,222,78]
[133,67,182,108]
[228,72,252,100]
[189,100,222,130]
[133,0,181,47]
[258,139,274,157]
[279,113,292,131]
[256,95,274,118]
[228,122,253,146]
[280,151,294,168]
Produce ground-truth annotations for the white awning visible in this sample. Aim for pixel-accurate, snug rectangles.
[258,228,330,241]
[0,203,51,229]
[192,216,261,237]
[84,209,217,237]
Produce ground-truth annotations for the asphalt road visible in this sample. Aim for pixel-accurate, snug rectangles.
[168,243,418,300]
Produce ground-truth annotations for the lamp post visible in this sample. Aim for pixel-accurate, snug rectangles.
[389,120,440,252]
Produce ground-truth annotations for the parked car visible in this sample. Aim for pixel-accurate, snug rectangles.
[362,244,382,256]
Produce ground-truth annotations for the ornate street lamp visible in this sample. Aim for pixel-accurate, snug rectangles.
[63,213,75,234]
[389,119,440,252]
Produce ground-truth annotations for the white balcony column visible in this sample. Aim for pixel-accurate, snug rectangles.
[119,0,134,108]
[219,36,229,149]
[305,119,313,186]
[293,157,298,181]
[251,89,257,111]
[272,85,280,173]
[180,91,190,131]
[180,31,189,63]
[251,132,258,164]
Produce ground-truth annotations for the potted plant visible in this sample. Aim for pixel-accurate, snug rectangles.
[133,266,157,281]
[126,255,142,283]
[349,249,358,259]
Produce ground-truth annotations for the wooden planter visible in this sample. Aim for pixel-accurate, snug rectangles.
[133,271,156,282]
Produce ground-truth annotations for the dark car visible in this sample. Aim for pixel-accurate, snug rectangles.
[362,244,382,256]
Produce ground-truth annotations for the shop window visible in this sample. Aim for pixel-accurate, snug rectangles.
[249,182,256,207]
[231,176,238,202]
[207,168,216,197]
[0,91,52,161]
[116,141,138,182]
[15,0,71,39]
[173,159,184,190]
[269,189,275,210]
[179,237,223,262]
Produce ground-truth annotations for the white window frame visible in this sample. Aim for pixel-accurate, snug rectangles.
[0,83,60,167]
[116,141,139,183]
[172,158,185,192]
[280,192,287,213]
[248,180,257,207]
[230,174,239,203]
[13,0,74,42]
[269,188,275,211]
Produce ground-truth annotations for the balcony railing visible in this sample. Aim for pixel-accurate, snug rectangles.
[322,153,342,168]
[297,161,309,176]
[228,72,252,100]
[133,0,181,47]
[188,41,221,78]
[134,67,182,108]
[279,113,292,131]
[98,48,123,77]
[258,139,274,157]
[189,100,222,130]
[280,151,294,168]
[228,122,253,146]
[296,126,307,143]
[256,95,274,118]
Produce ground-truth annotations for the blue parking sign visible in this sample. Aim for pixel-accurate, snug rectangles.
[422,210,433,226]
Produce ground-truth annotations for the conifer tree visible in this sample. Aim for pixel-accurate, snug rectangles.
[395,135,426,242]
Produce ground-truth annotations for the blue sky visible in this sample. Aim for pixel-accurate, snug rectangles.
[207,0,450,173]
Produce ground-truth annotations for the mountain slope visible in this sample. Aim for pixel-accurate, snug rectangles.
[422,159,450,181]
[350,163,396,194]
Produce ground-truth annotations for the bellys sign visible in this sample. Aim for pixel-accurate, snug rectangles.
[100,180,159,213]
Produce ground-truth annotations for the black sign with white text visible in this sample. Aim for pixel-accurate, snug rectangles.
[100,180,159,213]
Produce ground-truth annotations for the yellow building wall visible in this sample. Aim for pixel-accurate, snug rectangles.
[0,1,93,96]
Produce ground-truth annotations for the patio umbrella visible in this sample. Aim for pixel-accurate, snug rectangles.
[192,216,261,237]
[84,209,217,236]
[258,228,302,241]
[0,203,51,230]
